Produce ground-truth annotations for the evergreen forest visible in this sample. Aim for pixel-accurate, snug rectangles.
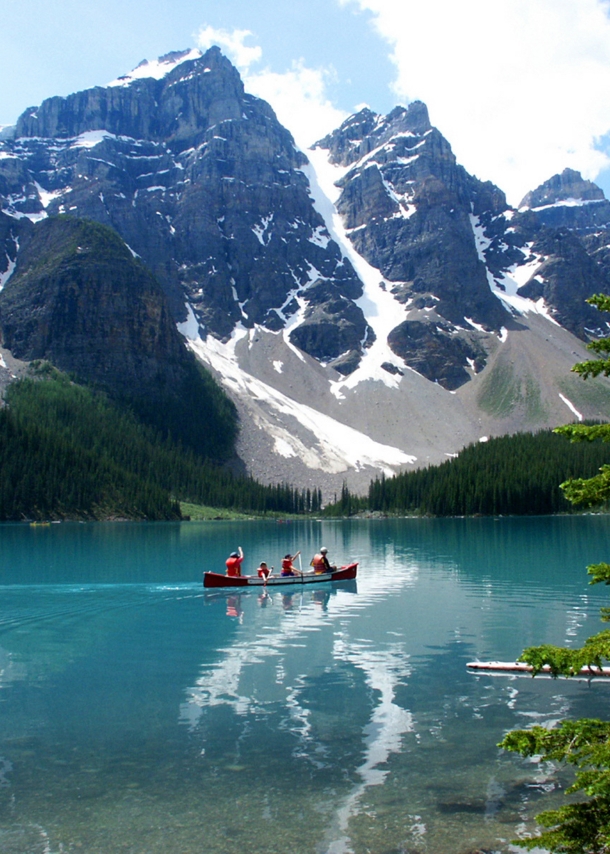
[325,430,610,517]
[2,365,610,521]
[0,366,320,521]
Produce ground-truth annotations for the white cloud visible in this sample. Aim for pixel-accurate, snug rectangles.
[195,26,346,150]
[245,61,347,149]
[196,25,262,70]
[340,0,610,205]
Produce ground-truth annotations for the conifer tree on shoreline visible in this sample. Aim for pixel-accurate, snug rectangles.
[501,294,610,854]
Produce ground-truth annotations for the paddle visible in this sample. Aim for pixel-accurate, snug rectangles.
[286,550,302,580]
[291,550,302,579]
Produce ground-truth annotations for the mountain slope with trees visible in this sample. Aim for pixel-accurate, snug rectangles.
[324,429,610,517]
[3,49,610,495]
[0,215,238,460]
[0,366,315,521]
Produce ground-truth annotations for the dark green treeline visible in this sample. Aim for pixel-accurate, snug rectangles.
[0,368,321,521]
[325,429,610,517]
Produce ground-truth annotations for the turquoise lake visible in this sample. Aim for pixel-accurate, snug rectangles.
[1,516,610,854]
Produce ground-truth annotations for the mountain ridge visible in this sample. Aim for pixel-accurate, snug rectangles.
[1,47,610,496]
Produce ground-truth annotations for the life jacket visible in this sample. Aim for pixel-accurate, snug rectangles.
[226,556,242,577]
[312,553,327,573]
[281,557,295,575]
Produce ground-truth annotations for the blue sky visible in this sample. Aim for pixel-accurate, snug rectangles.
[0,1,393,122]
[3,0,610,206]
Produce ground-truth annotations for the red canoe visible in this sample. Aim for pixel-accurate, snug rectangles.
[203,563,358,588]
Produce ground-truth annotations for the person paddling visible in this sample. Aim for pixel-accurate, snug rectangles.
[281,551,301,577]
[311,546,333,574]
[257,561,272,584]
[226,546,244,577]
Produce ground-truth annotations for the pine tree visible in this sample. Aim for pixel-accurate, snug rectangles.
[500,293,610,854]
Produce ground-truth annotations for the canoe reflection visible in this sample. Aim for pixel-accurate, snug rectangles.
[204,579,357,617]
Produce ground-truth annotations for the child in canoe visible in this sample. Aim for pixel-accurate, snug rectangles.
[281,551,301,576]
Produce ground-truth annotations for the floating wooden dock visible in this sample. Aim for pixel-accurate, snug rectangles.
[467,660,610,678]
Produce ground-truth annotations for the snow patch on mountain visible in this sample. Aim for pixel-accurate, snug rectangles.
[70,130,121,149]
[107,49,202,87]
[0,255,16,291]
[34,181,64,209]
[183,325,416,475]
[520,197,607,213]
[559,394,583,421]
[177,302,201,340]
[303,148,411,398]
[379,170,417,220]
[470,214,558,326]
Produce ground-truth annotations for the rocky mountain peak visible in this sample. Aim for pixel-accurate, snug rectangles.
[0,47,371,376]
[314,100,511,385]
[515,169,610,232]
[315,100,432,169]
[14,47,251,153]
[3,47,610,496]
[519,168,606,210]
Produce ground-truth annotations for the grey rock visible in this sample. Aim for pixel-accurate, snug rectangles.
[520,168,605,209]
[516,228,609,339]
[0,216,237,459]
[1,47,367,372]
[315,102,510,385]
[518,168,610,231]
[387,320,485,390]
[289,279,373,373]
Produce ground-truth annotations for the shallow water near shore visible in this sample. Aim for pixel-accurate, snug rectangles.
[0,516,609,854]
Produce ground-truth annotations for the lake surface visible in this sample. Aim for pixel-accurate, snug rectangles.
[1,517,609,854]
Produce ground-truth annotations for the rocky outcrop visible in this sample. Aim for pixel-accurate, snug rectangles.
[288,279,372,373]
[0,216,237,459]
[520,168,606,208]
[518,168,610,230]
[315,102,510,387]
[515,228,610,339]
[0,47,368,374]
[388,320,486,390]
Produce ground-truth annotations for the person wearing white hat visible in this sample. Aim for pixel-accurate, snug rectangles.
[311,546,333,574]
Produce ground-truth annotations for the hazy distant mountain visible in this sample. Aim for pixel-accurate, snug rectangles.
[1,47,610,495]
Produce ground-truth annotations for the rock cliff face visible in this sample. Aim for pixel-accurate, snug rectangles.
[0,216,237,460]
[509,169,610,338]
[1,47,368,375]
[314,103,513,387]
[519,168,610,220]
[317,104,509,325]
[1,48,610,493]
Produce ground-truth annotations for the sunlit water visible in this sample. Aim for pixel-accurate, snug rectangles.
[0,517,609,854]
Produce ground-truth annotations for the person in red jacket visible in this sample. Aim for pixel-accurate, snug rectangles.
[226,546,244,577]
[281,551,301,576]
[257,561,271,583]
[311,547,333,574]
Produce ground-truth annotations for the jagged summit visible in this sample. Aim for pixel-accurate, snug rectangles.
[108,48,204,87]
[312,100,510,390]
[2,48,610,494]
[315,102,432,167]
[516,168,610,232]
[519,168,606,210]
[15,46,255,151]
